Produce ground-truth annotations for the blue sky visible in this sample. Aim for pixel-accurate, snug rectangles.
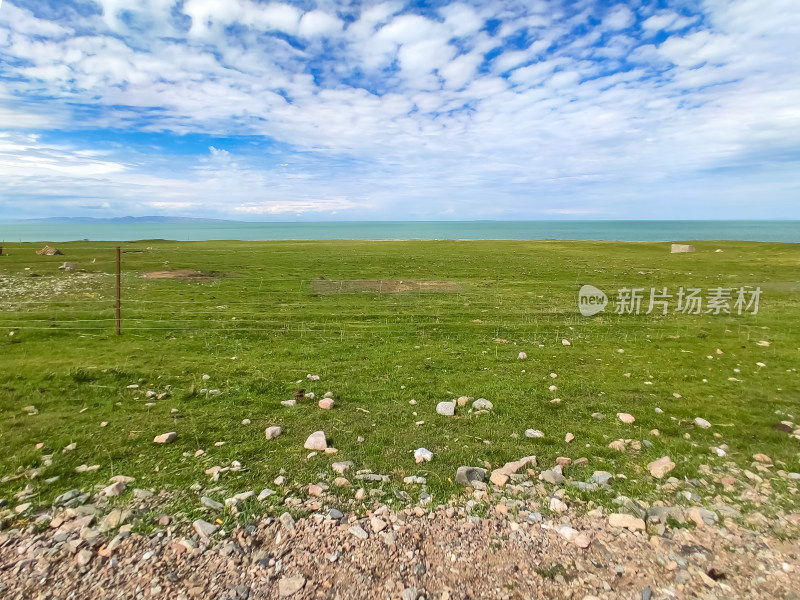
[0,0,799,220]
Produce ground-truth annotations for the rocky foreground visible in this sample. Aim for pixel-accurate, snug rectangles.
[2,489,799,600]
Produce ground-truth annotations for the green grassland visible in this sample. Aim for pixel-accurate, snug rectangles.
[1,239,799,527]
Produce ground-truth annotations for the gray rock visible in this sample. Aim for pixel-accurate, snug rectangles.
[647,506,685,524]
[539,469,565,484]
[402,588,418,600]
[265,426,282,440]
[201,496,223,511]
[525,429,544,438]
[436,401,455,416]
[279,512,296,531]
[621,498,647,520]
[567,481,597,492]
[278,576,305,597]
[349,525,369,539]
[257,489,276,501]
[328,508,343,520]
[354,473,390,482]
[472,398,493,411]
[192,519,217,539]
[591,412,605,419]
[526,512,543,523]
[589,471,613,485]
[455,466,486,486]
[54,489,81,506]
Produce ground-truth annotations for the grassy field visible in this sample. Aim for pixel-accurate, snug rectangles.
[1,239,799,529]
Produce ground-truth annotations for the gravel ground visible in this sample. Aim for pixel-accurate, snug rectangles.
[1,500,798,600]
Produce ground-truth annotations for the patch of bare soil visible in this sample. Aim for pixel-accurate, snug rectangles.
[141,270,221,280]
[312,279,461,294]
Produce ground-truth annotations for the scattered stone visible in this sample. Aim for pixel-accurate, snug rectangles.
[278,576,305,597]
[517,352,527,360]
[472,398,493,411]
[753,453,772,464]
[333,477,351,487]
[279,512,296,531]
[414,448,433,463]
[565,432,574,443]
[591,412,605,419]
[332,461,353,475]
[101,482,126,497]
[617,413,635,424]
[153,432,177,444]
[304,431,327,451]
[318,398,334,409]
[608,440,626,451]
[192,519,217,539]
[456,466,486,486]
[647,456,676,479]
[257,489,276,501]
[608,513,645,531]
[370,517,387,533]
[241,419,251,425]
[540,469,565,485]
[436,401,455,416]
[525,429,544,438]
[109,475,135,484]
[75,549,92,566]
[349,525,369,539]
[589,471,613,485]
[402,587,418,600]
[281,399,297,407]
[694,417,712,429]
[265,426,282,440]
[201,496,223,511]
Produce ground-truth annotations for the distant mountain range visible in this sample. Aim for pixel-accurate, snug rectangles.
[14,216,233,224]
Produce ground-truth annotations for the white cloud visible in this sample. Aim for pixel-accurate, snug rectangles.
[0,0,798,219]
[235,199,360,214]
[603,5,634,30]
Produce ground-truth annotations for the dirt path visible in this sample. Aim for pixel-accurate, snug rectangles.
[2,504,798,600]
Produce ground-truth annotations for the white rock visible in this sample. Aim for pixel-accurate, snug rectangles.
[472,398,493,411]
[525,429,545,438]
[694,417,712,429]
[414,448,433,463]
[436,401,455,416]
[153,432,177,444]
[562,339,571,346]
[241,419,251,425]
[517,352,527,360]
[617,413,635,424]
[265,426,282,440]
[304,431,327,451]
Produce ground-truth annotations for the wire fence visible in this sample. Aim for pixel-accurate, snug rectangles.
[0,243,783,343]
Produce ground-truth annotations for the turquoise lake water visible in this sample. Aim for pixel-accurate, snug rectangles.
[1,221,798,243]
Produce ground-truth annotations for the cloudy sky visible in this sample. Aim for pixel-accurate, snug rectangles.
[1,0,798,221]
